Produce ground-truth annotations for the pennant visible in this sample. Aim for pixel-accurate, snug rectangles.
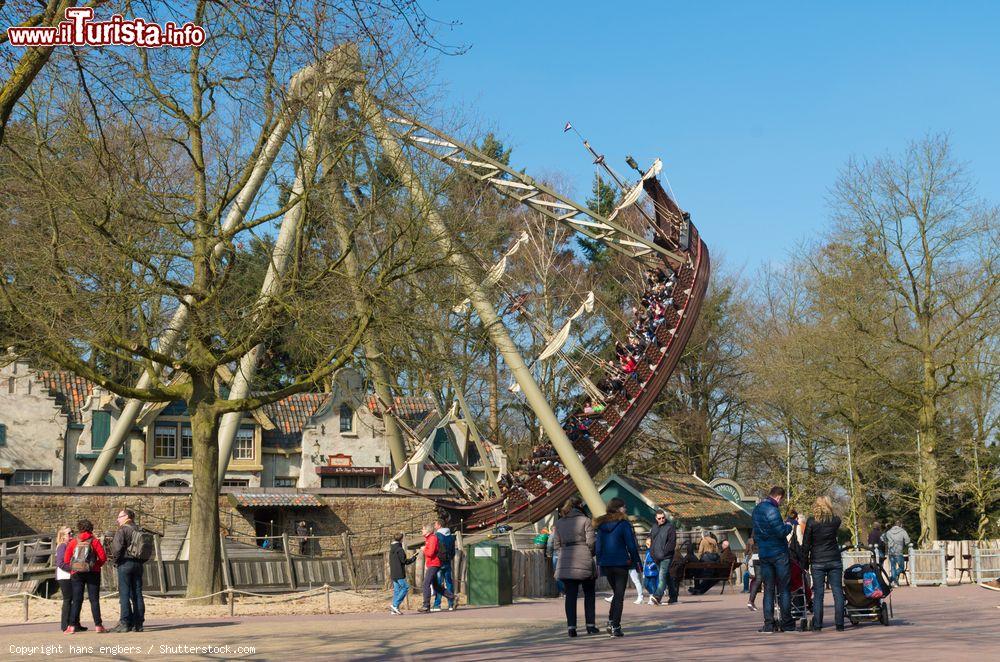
[563,122,573,132]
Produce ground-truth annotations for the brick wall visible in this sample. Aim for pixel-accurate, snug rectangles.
[0,487,438,557]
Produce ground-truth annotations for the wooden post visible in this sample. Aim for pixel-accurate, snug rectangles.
[23,594,29,621]
[218,533,232,590]
[325,584,331,614]
[228,588,235,617]
[16,541,25,581]
[152,534,167,594]
[342,533,357,591]
[282,533,297,590]
[455,532,464,597]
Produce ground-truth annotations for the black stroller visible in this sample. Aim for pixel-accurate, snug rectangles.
[842,545,893,626]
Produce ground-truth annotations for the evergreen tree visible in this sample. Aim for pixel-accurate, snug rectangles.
[578,174,617,264]
[480,132,513,166]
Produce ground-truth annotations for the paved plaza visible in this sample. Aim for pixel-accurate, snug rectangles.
[2,585,998,661]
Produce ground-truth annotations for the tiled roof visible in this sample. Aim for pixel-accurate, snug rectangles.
[366,395,437,420]
[39,370,94,424]
[261,393,329,448]
[228,493,325,508]
[622,473,753,530]
[33,366,436,441]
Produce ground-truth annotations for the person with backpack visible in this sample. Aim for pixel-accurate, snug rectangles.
[109,508,151,633]
[417,523,457,613]
[63,518,107,634]
[594,497,641,637]
[388,532,418,614]
[432,518,456,612]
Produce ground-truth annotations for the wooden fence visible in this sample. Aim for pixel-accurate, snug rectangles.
[7,532,999,597]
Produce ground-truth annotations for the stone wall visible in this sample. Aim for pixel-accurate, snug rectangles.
[0,487,438,557]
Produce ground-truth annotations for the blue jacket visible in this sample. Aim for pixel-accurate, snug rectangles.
[752,497,792,559]
[594,511,641,571]
[643,550,658,578]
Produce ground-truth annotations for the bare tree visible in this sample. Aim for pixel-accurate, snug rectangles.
[823,135,1000,543]
[1,2,458,601]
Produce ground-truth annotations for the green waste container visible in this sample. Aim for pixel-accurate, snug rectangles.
[466,540,513,606]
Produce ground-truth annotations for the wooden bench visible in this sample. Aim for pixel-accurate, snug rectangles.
[681,559,738,594]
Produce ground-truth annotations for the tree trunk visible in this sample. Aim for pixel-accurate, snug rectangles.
[186,377,223,603]
[917,355,939,546]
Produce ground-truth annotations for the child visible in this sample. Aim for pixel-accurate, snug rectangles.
[643,539,659,597]
[389,532,418,614]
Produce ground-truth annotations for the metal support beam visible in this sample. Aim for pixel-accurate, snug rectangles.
[357,85,607,519]
[324,166,412,487]
[85,47,360,486]
[377,107,684,264]
[216,97,331,483]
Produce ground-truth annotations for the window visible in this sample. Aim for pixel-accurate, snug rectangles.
[0,423,6,446]
[160,479,189,487]
[12,470,52,486]
[91,411,111,449]
[339,403,354,433]
[222,479,249,487]
[154,424,177,459]
[180,424,193,459]
[273,477,297,487]
[232,426,254,461]
[467,442,481,467]
[321,475,379,489]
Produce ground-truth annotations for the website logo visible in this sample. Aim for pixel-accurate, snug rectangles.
[7,7,206,48]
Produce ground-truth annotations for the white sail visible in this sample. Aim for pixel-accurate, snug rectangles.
[453,231,530,313]
[537,291,595,361]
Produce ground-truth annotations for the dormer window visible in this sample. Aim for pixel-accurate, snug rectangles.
[339,403,354,433]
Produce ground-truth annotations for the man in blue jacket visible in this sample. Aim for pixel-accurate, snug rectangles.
[752,486,793,632]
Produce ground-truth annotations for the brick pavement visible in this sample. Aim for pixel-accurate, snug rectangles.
[2,585,997,661]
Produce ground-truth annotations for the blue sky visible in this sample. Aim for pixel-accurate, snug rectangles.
[424,1,1000,273]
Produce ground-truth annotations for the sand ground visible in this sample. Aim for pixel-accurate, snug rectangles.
[1,584,998,661]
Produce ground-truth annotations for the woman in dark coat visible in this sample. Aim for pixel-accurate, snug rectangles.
[801,496,845,631]
[594,497,641,637]
[552,496,597,637]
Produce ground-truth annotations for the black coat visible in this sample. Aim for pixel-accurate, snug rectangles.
[649,521,676,563]
[802,516,842,566]
[389,541,416,580]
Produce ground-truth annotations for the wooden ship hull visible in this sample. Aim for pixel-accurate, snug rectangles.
[438,180,710,532]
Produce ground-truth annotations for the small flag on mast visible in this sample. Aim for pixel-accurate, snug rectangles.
[563,122,573,132]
